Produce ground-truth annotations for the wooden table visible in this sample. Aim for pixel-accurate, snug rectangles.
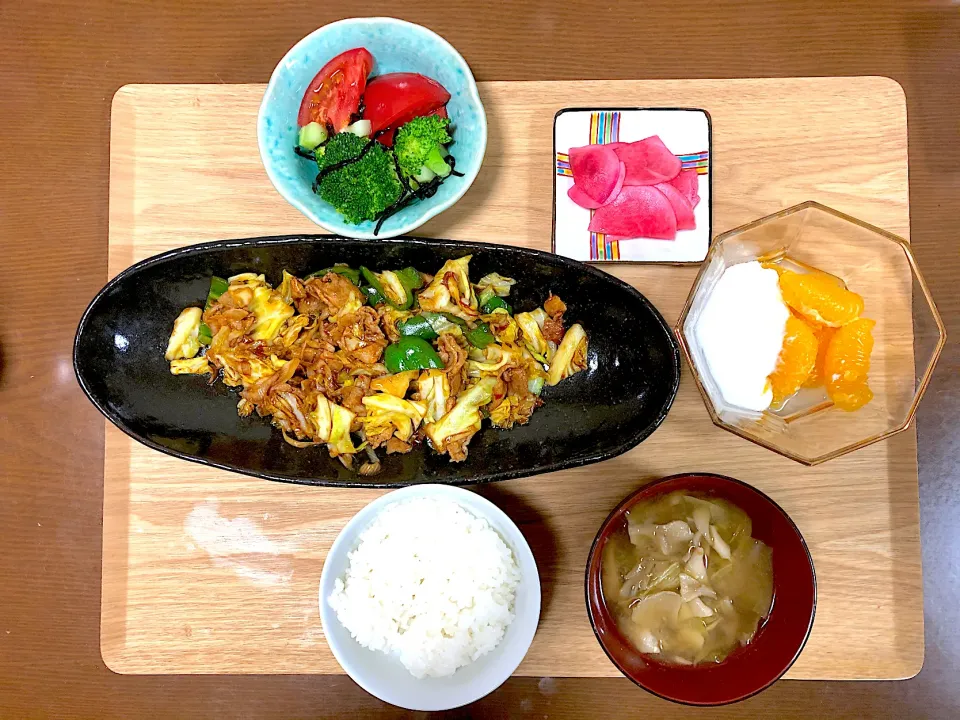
[2,1,958,716]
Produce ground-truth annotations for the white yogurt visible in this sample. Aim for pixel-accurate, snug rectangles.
[694,261,788,412]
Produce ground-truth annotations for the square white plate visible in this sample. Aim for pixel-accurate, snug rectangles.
[553,108,712,264]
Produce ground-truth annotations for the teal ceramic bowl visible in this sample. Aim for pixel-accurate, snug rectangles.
[258,18,487,239]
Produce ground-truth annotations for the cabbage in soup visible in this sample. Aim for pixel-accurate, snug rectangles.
[601,491,774,665]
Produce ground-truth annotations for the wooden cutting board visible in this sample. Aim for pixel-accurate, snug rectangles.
[104,78,922,679]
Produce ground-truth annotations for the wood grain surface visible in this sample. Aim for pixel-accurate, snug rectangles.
[101,80,921,679]
[3,1,959,717]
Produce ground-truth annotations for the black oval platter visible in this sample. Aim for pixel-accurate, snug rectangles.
[74,235,680,488]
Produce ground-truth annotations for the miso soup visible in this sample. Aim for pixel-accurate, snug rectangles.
[600,491,774,665]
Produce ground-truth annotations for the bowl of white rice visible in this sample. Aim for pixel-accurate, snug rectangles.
[319,484,541,711]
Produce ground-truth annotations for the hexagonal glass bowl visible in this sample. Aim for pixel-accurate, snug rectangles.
[676,201,946,465]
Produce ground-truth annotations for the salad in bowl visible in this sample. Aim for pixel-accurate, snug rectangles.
[259,18,487,239]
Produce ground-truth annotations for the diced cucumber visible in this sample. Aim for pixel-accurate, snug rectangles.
[414,165,437,184]
[346,119,372,137]
[298,122,327,150]
[424,146,451,177]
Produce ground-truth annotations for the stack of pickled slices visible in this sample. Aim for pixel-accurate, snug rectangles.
[766,268,875,412]
[565,136,700,240]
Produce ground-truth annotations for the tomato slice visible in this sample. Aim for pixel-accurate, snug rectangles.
[361,72,451,145]
[298,48,374,132]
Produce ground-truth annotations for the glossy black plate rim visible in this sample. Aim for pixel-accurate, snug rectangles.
[74,234,681,488]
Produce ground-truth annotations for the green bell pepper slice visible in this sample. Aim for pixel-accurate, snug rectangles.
[360,266,384,293]
[362,266,424,310]
[396,267,423,294]
[397,315,439,341]
[418,311,467,336]
[465,322,496,349]
[379,270,414,310]
[205,276,229,305]
[361,284,388,306]
[478,286,496,307]
[359,266,390,306]
[304,264,361,285]
[419,311,467,328]
[480,296,512,314]
[385,266,423,310]
[198,275,229,345]
[383,337,445,373]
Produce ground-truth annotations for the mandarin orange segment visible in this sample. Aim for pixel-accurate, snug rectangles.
[824,318,875,384]
[804,325,837,387]
[824,317,876,411]
[778,270,864,327]
[768,315,819,407]
[828,381,875,412]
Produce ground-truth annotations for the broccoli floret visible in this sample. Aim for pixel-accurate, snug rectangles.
[393,116,453,179]
[316,132,403,224]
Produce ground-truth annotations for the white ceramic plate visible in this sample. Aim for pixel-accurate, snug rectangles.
[553,107,712,264]
[318,484,541,710]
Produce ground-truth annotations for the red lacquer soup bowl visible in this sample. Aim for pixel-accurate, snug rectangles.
[585,473,816,706]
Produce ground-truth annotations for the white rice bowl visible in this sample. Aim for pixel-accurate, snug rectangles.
[329,497,520,678]
[319,484,541,711]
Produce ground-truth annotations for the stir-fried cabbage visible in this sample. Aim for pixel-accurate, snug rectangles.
[424,376,496,453]
[165,260,589,474]
[313,395,333,441]
[515,308,549,360]
[418,255,478,321]
[217,352,286,387]
[483,308,520,344]
[277,269,297,304]
[279,315,311,347]
[417,369,451,424]
[378,270,408,307]
[370,370,418,397]
[380,307,413,342]
[222,272,297,340]
[475,272,516,299]
[249,285,295,340]
[313,396,359,456]
[466,343,524,378]
[489,396,526,428]
[165,307,203,361]
[360,393,427,441]
[329,403,359,456]
[228,272,267,287]
[334,290,364,320]
[546,324,588,386]
[424,313,463,337]
[169,357,211,375]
